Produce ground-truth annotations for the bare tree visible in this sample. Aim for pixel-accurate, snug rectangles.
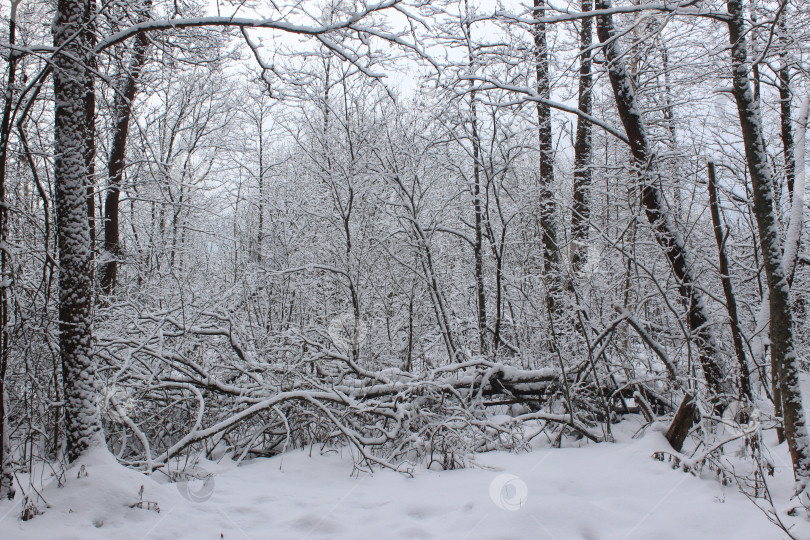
[726,0,810,492]
[101,0,151,295]
[595,0,726,403]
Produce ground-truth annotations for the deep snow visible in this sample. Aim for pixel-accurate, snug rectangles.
[1,415,806,540]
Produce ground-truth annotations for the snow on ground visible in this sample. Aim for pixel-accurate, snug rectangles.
[0,417,806,540]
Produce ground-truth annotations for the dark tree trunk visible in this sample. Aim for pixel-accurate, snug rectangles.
[666,393,698,452]
[471,94,488,355]
[463,5,488,356]
[485,214,506,354]
[84,0,96,260]
[778,16,794,198]
[726,0,810,488]
[534,0,561,312]
[707,162,751,401]
[257,125,264,264]
[53,0,103,462]
[596,0,726,403]
[101,4,151,295]
[570,0,593,277]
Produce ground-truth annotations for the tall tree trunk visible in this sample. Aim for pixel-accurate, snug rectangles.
[534,0,560,311]
[84,0,96,261]
[0,0,21,501]
[53,0,103,462]
[749,0,761,105]
[778,15,794,198]
[256,120,264,264]
[471,94,488,355]
[726,0,810,490]
[707,161,751,401]
[463,4,488,356]
[596,0,726,402]
[570,0,592,277]
[101,2,150,295]
[660,42,681,216]
[484,211,506,354]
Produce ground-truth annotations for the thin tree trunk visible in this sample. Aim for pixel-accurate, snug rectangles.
[257,119,264,264]
[492,236,505,353]
[778,16,794,198]
[405,290,414,371]
[53,0,103,462]
[463,4,488,356]
[707,161,751,401]
[471,95,488,355]
[749,0,761,105]
[534,0,561,311]
[661,42,681,216]
[570,0,592,277]
[101,6,150,295]
[596,0,726,402]
[484,200,506,354]
[726,0,810,489]
[84,0,96,261]
[421,231,456,362]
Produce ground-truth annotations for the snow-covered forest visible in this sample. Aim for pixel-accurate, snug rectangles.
[1,0,810,537]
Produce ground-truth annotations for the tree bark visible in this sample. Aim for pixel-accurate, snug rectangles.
[101,3,151,295]
[707,161,751,401]
[0,0,21,501]
[596,0,726,402]
[463,4,488,356]
[256,114,264,264]
[570,0,593,277]
[471,95,488,355]
[666,393,698,452]
[726,0,810,489]
[534,0,561,312]
[53,0,103,462]
[779,28,794,198]
[84,0,96,260]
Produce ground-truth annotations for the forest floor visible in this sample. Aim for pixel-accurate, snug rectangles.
[1,412,807,540]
